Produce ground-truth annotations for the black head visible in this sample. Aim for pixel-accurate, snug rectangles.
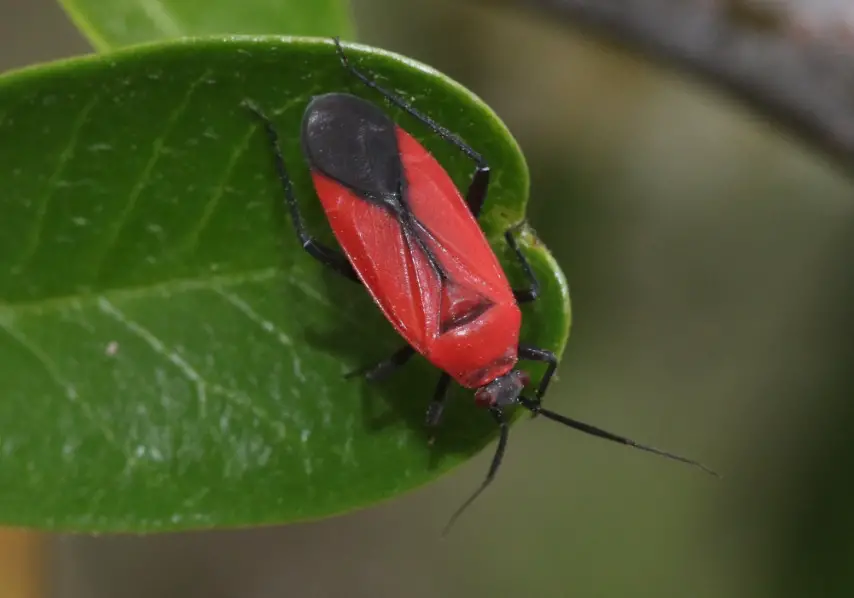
[473,369,530,409]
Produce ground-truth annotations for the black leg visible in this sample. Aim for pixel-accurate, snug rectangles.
[425,373,452,429]
[442,406,508,535]
[463,166,490,219]
[243,99,360,283]
[505,225,539,304]
[517,344,557,401]
[344,345,416,382]
[333,38,490,219]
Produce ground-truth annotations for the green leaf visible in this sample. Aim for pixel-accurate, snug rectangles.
[0,36,570,532]
[58,0,354,51]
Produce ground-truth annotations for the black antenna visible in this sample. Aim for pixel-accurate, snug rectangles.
[442,397,719,536]
[518,397,720,477]
[442,407,508,537]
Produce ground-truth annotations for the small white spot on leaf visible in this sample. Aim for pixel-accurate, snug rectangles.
[292,355,304,382]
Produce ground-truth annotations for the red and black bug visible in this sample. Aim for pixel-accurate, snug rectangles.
[244,38,716,531]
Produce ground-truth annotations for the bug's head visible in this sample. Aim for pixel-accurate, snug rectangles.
[474,370,530,409]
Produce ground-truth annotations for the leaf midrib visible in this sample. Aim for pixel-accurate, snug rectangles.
[0,225,533,316]
[0,266,279,319]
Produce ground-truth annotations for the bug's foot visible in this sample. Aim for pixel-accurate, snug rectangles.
[333,37,349,66]
[425,401,445,428]
[241,99,269,120]
[344,360,400,383]
[344,365,385,382]
[424,401,447,446]
[345,346,414,382]
[505,220,528,237]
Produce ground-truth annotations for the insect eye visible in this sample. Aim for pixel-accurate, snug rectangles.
[474,387,494,407]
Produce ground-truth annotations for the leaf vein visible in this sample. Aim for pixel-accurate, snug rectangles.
[172,95,313,258]
[13,95,99,275]
[173,129,254,257]
[0,316,121,450]
[213,287,306,383]
[89,69,212,283]
[1,267,279,315]
[284,269,373,333]
[212,288,293,347]
[96,297,285,436]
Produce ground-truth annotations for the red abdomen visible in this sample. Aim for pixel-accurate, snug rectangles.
[428,301,521,388]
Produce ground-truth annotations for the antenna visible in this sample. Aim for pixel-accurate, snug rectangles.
[442,397,719,536]
[442,407,508,537]
[518,397,720,477]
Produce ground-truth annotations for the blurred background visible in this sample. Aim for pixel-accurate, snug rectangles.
[3,1,854,597]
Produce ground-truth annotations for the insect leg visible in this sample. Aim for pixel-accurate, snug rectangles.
[243,99,360,282]
[425,373,452,429]
[505,225,540,304]
[344,345,416,382]
[332,38,490,218]
[517,344,557,402]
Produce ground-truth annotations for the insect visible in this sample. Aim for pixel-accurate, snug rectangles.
[244,38,716,532]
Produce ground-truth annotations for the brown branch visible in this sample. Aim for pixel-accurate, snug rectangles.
[503,0,854,176]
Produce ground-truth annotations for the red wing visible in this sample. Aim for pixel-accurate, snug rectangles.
[309,127,514,354]
[311,171,440,353]
[396,129,514,307]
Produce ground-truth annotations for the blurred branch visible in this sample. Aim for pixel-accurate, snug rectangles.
[504,0,854,176]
